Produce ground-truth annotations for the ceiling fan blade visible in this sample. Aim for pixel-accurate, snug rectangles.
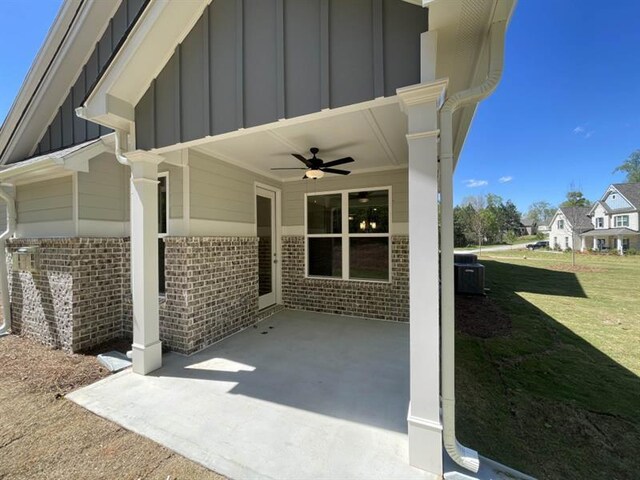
[321,168,350,175]
[270,167,308,170]
[322,157,354,168]
[292,153,312,167]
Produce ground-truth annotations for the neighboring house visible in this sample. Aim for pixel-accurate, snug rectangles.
[582,183,640,253]
[548,206,593,251]
[519,217,537,235]
[537,217,551,236]
[0,0,517,477]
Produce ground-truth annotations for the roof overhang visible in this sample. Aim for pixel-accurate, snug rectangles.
[582,228,639,237]
[78,0,210,133]
[0,0,120,165]
[0,135,114,185]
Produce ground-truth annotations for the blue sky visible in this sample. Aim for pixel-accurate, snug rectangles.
[1,1,639,213]
[456,0,640,211]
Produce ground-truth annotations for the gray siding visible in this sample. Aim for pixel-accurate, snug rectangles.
[189,149,279,224]
[78,152,128,222]
[159,163,183,219]
[16,176,73,224]
[0,204,6,233]
[136,0,427,150]
[28,0,148,162]
[282,168,407,226]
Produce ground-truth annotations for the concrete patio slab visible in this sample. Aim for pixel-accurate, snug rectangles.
[69,310,433,480]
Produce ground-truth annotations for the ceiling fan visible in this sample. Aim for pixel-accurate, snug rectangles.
[271,147,354,179]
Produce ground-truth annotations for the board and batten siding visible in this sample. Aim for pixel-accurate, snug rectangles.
[16,177,73,224]
[77,152,128,222]
[135,0,427,150]
[189,149,280,226]
[282,168,408,230]
[25,0,149,163]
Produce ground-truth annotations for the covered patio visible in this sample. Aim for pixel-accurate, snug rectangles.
[581,228,640,254]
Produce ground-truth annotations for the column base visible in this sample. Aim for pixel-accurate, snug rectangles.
[408,407,443,475]
[131,341,162,375]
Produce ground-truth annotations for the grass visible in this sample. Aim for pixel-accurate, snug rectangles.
[456,250,640,479]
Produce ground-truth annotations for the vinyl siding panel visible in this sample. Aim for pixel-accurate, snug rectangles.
[16,177,73,224]
[136,0,427,150]
[189,149,280,223]
[77,152,128,222]
[0,204,7,232]
[282,168,408,226]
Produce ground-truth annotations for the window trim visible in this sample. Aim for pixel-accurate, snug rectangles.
[557,219,564,230]
[158,172,169,296]
[304,186,392,283]
[614,215,629,227]
[595,217,604,228]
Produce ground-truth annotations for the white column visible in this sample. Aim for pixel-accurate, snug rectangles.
[127,150,164,375]
[617,236,624,256]
[580,236,586,252]
[398,79,448,476]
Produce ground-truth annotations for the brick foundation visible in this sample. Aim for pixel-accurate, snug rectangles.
[281,235,409,322]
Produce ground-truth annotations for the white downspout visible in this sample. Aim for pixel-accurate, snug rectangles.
[114,129,131,167]
[0,184,16,336]
[439,19,507,472]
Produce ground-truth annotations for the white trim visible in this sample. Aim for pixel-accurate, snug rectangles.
[182,152,191,236]
[158,171,169,236]
[16,220,75,238]
[304,186,392,283]
[189,219,256,237]
[72,172,79,235]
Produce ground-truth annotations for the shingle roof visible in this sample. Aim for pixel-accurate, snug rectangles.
[559,206,593,232]
[612,183,640,210]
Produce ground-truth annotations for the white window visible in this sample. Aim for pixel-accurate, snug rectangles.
[614,215,629,227]
[596,217,604,228]
[158,172,169,295]
[557,219,565,229]
[306,188,390,282]
[564,237,569,248]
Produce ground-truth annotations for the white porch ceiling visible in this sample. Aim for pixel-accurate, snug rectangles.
[192,102,408,181]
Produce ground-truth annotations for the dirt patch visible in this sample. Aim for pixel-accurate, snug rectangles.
[548,264,606,273]
[0,335,226,480]
[455,294,512,338]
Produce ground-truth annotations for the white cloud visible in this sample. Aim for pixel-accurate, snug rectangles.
[499,176,513,183]
[572,126,585,134]
[584,131,594,139]
[465,179,488,188]
[573,125,594,139]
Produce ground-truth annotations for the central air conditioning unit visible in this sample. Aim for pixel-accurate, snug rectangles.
[453,254,485,295]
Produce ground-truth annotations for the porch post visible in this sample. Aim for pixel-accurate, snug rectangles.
[580,236,586,252]
[398,78,448,476]
[127,150,164,375]
[617,235,624,256]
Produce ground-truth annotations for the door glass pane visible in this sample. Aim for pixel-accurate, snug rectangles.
[348,190,389,233]
[308,238,342,277]
[349,237,389,280]
[158,238,166,294]
[257,195,272,296]
[307,194,342,234]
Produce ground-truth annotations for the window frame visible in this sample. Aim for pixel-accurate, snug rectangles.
[596,217,604,228]
[557,219,565,230]
[614,215,629,227]
[304,186,392,283]
[158,172,169,296]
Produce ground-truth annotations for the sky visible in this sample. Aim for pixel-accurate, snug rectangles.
[0,1,639,214]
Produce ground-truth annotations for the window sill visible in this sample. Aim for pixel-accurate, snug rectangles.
[305,275,391,285]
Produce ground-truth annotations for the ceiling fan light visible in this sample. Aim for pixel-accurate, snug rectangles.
[306,169,324,179]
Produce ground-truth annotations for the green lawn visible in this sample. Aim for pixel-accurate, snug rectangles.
[456,250,640,480]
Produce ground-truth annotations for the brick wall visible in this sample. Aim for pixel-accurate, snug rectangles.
[8,238,126,352]
[122,237,259,354]
[281,235,409,322]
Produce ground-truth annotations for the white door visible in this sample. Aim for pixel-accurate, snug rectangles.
[257,187,277,309]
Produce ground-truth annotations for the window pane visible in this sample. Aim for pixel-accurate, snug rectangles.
[307,194,342,234]
[349,237,389,280]
[158,176,167,234]
[158,238,166,294]
[349,190,389,233]
[308,238,342,277]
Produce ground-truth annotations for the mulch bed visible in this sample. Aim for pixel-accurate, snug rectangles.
[455,294,512,338]
[0,335,109,396]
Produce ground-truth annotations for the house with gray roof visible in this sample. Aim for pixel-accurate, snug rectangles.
[548,206,593,251]
[582,183,640,253]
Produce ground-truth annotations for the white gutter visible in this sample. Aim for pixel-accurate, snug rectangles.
[113,129,131,167]
[439,17,508,473]
[0,185,16,336]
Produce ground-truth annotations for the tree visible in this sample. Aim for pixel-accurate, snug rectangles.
[561,190,590,208]
[613,149,640,183]
[527,201,556,224]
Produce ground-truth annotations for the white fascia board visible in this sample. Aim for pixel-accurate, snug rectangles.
[0,0,120,165]
[82,0,210,132]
